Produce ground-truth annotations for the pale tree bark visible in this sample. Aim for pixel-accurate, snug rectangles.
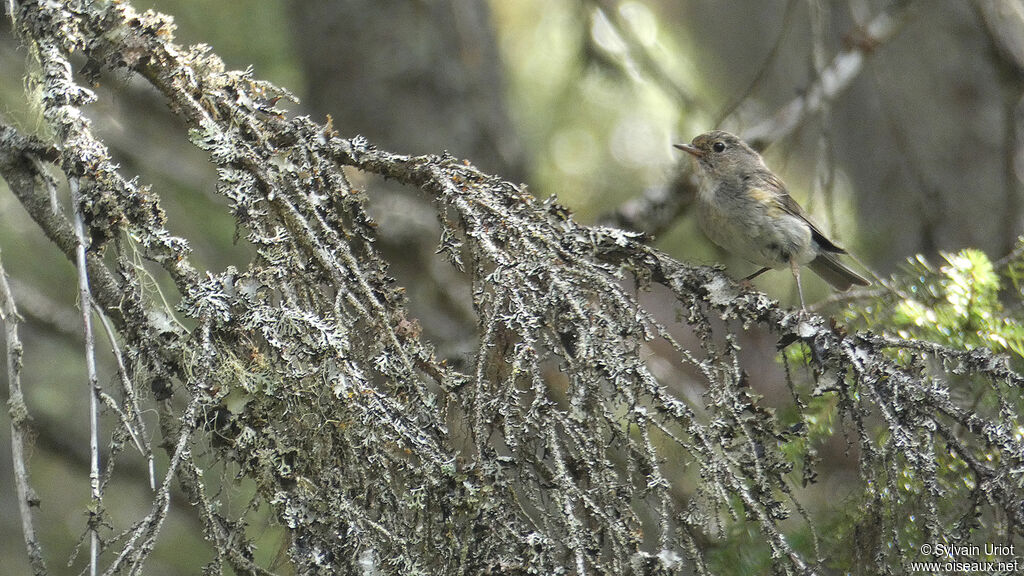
[0,2,1022,576]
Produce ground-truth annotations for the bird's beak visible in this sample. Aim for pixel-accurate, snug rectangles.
[673,143,703,158]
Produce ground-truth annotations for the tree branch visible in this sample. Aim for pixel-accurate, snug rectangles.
[0,253,47,575]
[600,0,919,239]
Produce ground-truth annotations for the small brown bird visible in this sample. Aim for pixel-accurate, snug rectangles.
[675,130,869,308]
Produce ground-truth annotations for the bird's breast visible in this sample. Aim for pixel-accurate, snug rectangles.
[696,182,815,268]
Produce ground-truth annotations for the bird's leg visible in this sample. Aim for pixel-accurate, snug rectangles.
[741,268,770,289]
[790,259,806,310]
[742,267,771,282]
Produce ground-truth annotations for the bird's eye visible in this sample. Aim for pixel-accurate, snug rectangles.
[712,141,726,153]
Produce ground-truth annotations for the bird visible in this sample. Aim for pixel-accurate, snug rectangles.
[674,130,869,308]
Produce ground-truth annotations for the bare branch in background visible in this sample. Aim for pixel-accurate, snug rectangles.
[94,306,155,491]
[741,0,916,147]
[69,175,102,576]
[0,253,47,576]
[588,0,699,109]
[601,0,918,239]
[972,0,1024,74]
[714,0,801,125]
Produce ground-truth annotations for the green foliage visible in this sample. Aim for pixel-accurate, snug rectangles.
[762,242,1024,574]
[879,248,1024,359]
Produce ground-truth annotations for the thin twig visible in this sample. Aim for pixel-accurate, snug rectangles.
[743,0,917,147]
[806,285,886,311]
[70,177,101,576]
[102,397,201,576]
[1,252,48,575]
[589,0,698,108]
[94,304,155,491]
[715,0,801,125]
[26,153,60,214]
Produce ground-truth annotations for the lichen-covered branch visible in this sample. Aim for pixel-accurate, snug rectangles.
[334,136,1024,571]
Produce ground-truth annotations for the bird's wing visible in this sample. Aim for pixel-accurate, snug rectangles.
[757,171,847,254]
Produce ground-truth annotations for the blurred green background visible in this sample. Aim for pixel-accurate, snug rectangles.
[1,0,1021,573]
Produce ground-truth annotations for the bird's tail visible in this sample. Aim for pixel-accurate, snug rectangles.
[808,252,870,291]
